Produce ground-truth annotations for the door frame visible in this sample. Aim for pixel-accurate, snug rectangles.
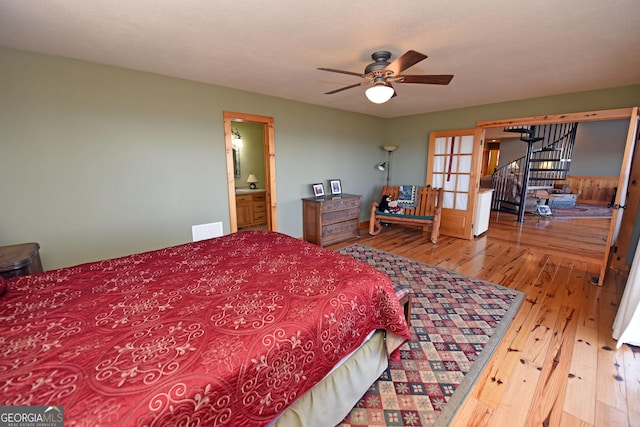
[223,111,277,233]
[477,107,638,285]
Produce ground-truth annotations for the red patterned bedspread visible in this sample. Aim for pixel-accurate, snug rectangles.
[0,231,409,426]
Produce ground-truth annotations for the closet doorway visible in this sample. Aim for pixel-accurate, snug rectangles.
[223,111,277,233]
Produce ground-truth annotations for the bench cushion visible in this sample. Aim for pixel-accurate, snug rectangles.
[375,210,434,221]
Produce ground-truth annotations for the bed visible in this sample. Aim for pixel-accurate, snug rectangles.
[0,230,409,426]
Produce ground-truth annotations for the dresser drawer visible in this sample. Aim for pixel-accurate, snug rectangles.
[321,207,360,225]
[236,194,253,203]
[321,197,360,213]
[322,220,359,245]
[253,202,266,213]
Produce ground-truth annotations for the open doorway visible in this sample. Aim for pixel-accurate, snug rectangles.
[223,111,277,233]
[477,107,639,285]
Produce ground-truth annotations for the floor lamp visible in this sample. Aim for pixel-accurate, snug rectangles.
[378,145,399,186]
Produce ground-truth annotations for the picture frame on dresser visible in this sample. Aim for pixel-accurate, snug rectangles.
[329,179,342,195]
[312,183,325,197]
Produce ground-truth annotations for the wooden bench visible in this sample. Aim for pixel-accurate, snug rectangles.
[394,283,412,325]
[369,185,443,243]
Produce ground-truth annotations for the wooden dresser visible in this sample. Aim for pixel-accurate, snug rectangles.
[302,194,361,247]
[236,190,267,228]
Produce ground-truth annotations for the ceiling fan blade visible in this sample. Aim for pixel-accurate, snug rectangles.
[324,82,365,95]
[399,74,454,85]
[317,67,364,77]
[385,50,428,76]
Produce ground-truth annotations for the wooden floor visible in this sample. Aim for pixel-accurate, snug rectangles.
[328,212,639,427]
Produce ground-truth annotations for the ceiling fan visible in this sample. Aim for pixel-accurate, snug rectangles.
[318,50,453,104]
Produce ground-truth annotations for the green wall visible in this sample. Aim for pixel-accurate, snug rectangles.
[2,46,639,269]
[0,47,384,269]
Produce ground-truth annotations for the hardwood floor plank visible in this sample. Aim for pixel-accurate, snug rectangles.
[595,400,628,427]
[564,325,599,424]
[621,346,640,426]
[488,355,541,426]
[525,305,579,426]
[596,280,628,414]
[559,260,589,310]
[560,411,594,427]
[446,396,493,427]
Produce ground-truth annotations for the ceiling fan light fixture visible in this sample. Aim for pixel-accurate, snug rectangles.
[365,84,394,104]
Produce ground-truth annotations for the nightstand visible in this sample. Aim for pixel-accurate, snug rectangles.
[302,194,361,247]
[0,242,44,279]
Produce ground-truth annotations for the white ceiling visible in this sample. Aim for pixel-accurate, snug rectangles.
[1,0,639,118]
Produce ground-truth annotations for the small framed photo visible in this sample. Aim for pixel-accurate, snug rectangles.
[330,179,342,195]
[312,183,325,197]
[536,204,552,216]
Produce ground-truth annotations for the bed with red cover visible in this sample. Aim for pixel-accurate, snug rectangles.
[0,230,409,426]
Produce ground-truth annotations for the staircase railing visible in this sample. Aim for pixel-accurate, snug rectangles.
[490,122,578,221]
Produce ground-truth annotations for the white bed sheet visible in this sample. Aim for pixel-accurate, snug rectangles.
[270,330,388,427]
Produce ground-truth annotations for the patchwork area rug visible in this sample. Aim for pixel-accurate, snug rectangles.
[551,202,613,218]
[337,244,524,427]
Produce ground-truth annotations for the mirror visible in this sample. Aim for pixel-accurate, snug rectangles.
[233,146,241,178]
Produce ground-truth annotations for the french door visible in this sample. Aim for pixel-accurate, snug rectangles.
[427,129,484,240]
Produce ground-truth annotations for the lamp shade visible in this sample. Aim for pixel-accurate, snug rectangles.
[365,84,394,104]
[377,162,387,171]
[246,174,258,189]
[383,144,399,152]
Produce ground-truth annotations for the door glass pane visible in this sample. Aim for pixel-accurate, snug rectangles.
[432,173,443,188]
[444,175,456,191]
[433,156,445,173]
[459,155,472,173]
[457,174,470,192]
[443,191,454,209]
[452,136,460,154]
[456,193,468,210]
[460,135,474,154]
[448,157,458,173]
[435,137,447,154]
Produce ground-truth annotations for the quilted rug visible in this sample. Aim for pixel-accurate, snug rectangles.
[337,244,524,427]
